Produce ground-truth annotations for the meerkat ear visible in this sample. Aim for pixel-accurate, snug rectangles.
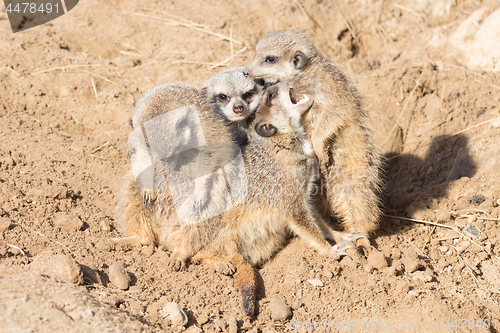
[293,50,307,70]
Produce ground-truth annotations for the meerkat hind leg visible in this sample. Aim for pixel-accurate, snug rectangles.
[110,235,154,247]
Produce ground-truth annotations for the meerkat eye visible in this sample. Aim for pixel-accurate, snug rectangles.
[265,56,277,64]
[217,94,228,102]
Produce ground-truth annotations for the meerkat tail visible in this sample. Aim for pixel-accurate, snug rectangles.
[230,253,257,316]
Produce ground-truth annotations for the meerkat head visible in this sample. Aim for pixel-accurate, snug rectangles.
[202,66,264,123]
[244,30,319,83]
[250,82,313,155]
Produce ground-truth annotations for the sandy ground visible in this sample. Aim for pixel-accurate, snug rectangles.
[1,0,500,332]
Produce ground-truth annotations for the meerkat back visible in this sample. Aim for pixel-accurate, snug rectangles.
[116,84,246,267]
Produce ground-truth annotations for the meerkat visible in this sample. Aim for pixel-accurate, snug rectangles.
[113,83,246,270]
[193,82,343,316]
[244,30,383,252]
[202,66,264,145]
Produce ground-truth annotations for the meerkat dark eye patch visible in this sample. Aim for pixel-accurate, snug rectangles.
[256,123,277,137]
[266,86,278,107]
[293,51,307,70]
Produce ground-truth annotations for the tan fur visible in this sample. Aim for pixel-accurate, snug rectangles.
[115,82,340,316]
[246,30,383,249]
[114,83,237,270]
[193,83,341,315]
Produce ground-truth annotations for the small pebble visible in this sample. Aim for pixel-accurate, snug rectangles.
[430,239,440,246]
[363,264,374,274]
[408,290,420,297]
[100,220,111,232]
[390,259,403,275]
[8,245,22,256]
[322,270,333,280]
[340,255,358,269]
[463,224,480,239]
[454,261,465,273]
[413,271,433,282]
[268,298,292,321]
[307,279,324,287]
[141,245,155,257]
[228,314,238,333]
[162,302,188,327]
[455,219,468,228]
[0,217,12,232]
[50,186,69,199]
[469,194,485,206]
[382,266,396,276]
[391,248,401,259]
[109,263,130,290]
[437,258,449,271]
[31,251,83,284]
[185,326,202,333]
[196,313,208,326]
[214,319,226,331]
[435,210,450,222]
[367,251,388,269]
[401,257,422,273]
[438,245,449,253]
[402,248,418,260]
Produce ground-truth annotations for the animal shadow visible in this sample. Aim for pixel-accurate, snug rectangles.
[378,133,476,235]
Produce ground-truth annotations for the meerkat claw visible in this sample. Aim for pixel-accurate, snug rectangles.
[167,258,186,272]
[344,231,367,242]
[330,231,368,256]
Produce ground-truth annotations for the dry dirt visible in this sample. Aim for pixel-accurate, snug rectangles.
[1,0,500,332]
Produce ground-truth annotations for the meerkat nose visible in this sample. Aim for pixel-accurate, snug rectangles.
[233,105,244,114]
[243,70,249,77]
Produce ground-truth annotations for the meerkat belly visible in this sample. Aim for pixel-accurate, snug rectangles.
[235,208,290,266]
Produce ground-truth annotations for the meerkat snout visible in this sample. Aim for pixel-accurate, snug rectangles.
[255,123,277,137]
[233,104,244,114]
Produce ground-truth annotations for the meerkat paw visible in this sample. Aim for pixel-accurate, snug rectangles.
[142,189,156,208]
[214,261,236,276]
[167,257,187,271]
[329,231,368,260]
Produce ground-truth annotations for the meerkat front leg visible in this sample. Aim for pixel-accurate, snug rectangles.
[324,124,381,254]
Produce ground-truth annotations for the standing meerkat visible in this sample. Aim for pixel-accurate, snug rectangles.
[113,83,245,270]
[193,82,343,316]
[202,66,264,145]
[244,30,383,252]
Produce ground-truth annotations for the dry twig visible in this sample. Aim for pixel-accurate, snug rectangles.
[209,47,247,69]
[16,223,79,257]
[7,244,26,256]
[134,13,243,45]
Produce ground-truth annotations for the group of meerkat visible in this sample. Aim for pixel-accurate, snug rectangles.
[113,29,383,317]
